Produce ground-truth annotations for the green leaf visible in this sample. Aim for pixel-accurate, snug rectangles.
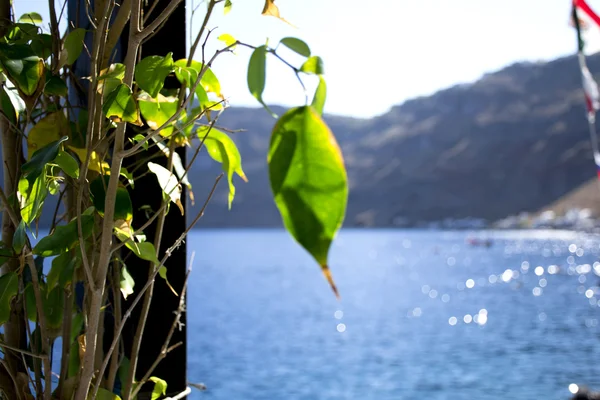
[90,176,133,221]
[149,376,167,400]
[217,33,237,49]
[0,242,11,265]
[24,284,37,322]
[119,265,135,299]
[279,37,311,57]
[174,59,221,97]
[68,340,80,377]
[44,75,68,97]
[12,220,26,254]
[103,84,142,125]
[33,214,94,256]
[30,33,53,59]
[44,286,64,331]
[173,65,210,109]
[154,139,192,191]
[71,312,83,344]
[48,179,60,195]
[138,92,179,136]
[63,28,86,65]
[27,112,69,157]
[18,12,43,24]
[19,174,47,225]
[268,106,347,298]
[22,136,68,181]
[247,45,276,117]
[125,241,159,265]
[135,53,174,98]
[120,167,134,188]
[311,75,327,115]
[0,85,17,124]
[54,150,80,179]
[147,162,184,215]
[118,357,130,388]
[224,0,232,14]
[0,43,44,96]
[300,56,324,75]
[130,134,149,151]
[98,63,126,80]
[199,127,247,208]
[47,250,76,291]
[0,272,18,324]
[96,388,122,400]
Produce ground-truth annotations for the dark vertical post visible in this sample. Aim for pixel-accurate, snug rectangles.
[67,0,188,397]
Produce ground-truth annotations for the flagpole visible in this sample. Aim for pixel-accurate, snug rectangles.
[572,2,600,186]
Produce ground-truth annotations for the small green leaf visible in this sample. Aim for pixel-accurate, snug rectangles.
[174,59,221,97]
[30,33,53,59]
[224,0,232,14]
[300,56,324,75]
[44,75,68,97]
[0,242,11,265]
[47,250,76,291]
[147,162,184,215]
[0,85,17,124]
[90,176,133,221]
[247,45,276,117]
[279,37,311,57]
[98,63,126,80]
[22,137,68,181]
[48,179,60,195]
[44,286,64,331]
[19,174,47,225]
[268,106,347,298]
[0,272,18,324]
[119,265,135,299]
[18,12,43,24]
[199,127,247,208]
[130,134,149,151]
[0,43,44,96]
[120,167,134,188]
[138,92,179,136]
[33,214,94,256]
[217,33,237,49]
[54,150,80,179]
[96,388,122,400]
[135,53,174,98]
[125,241,159,265]
[13,220,26,254]
[149,376,167,400]
[63,28,86,65]
[311,75,327,115]
[103,84,142,125]
[24,283,37,322]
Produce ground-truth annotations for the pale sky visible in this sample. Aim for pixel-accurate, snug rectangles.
[15,0,598,118]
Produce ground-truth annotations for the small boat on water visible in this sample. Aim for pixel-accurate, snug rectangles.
[465,237,493,248]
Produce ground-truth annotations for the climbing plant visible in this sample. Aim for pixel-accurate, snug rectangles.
[0,0,348,399]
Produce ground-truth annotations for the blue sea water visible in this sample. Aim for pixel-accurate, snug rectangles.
[186,229,600,400]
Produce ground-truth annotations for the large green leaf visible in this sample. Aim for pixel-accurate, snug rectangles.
[19,174,47,225]
[27,112,69,157]
[247,45,276,117]
[300,56,324,75]
[31,33,53,60]
[279,37,310,57]
[199,127,247,208]
[63,28,86,66]
[147,162,184,215]
[268,106,347,297]
[54,150,80,179]
[149,376,167,400]
[125,241,159,265]
[18,13,43,24]
[33,214,94,256]
[44,75,68,97]
[173,65,209,108]
[0,43,44,96]
[119,265,135,299]
[311,75,327,115]
[103,84,142,125]
[0,272,18,324]
[44,286,64,331]
[22,136,68,181]
[135,53,174,98]
[138,92,179,136]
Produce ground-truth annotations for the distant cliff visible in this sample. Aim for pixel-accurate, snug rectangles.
[4,53,600,228]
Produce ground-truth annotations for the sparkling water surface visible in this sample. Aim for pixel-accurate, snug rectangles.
[187,229,600,399]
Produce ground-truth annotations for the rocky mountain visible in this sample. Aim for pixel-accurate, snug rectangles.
[191,53,600,227]
[4,52,600,228]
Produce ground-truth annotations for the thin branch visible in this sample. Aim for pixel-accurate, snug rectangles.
[137,0,183,41]
[101,0,132,67]
[188,0,218,64]
[92,174,223,399]
[0,340,49,360]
